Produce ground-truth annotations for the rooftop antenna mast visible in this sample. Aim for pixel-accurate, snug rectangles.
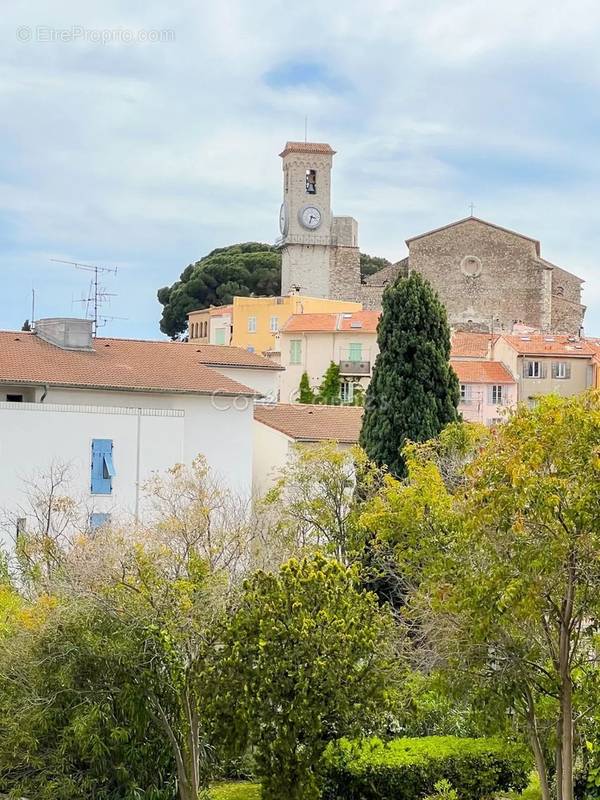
[50,259,119,337]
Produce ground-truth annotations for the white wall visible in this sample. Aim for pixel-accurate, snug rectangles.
[213,366,279,400]
[0,388,254,546]
[252,420,292,496]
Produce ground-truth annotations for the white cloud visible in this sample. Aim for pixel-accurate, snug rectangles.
[0,0,599,335]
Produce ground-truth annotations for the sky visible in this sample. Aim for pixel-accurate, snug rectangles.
[1,0,600,338]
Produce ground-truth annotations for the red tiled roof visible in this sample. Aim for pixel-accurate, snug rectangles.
[0,332,257,395]
[451,359,515,384]
[279,141,336,157]
[254,403,363,443]
[192,344,282,370]
[501,335,596,357]
[282,311,380,334]
[451,332,496,358]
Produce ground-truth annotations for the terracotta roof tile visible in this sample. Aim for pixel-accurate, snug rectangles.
[451,359,515,384]
[0,332,257,395]
[282,311,380,334]
[254,403,363,443]
[279,141,336,157]
[501,334,596,357]
[451,332,496,358]
[192,344,282,370]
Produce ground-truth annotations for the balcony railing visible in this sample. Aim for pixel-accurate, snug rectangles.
[339,359,371,376]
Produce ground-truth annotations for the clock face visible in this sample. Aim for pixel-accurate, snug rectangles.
[299,205,322,230]
[279,202,289,235]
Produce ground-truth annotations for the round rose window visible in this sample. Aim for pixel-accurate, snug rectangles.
[460,255,482,277]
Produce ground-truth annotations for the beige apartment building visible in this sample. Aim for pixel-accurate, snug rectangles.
[279,311,379,403]
[492,334,596,403]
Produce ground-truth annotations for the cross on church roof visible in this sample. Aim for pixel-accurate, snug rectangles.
[469,202,475,216]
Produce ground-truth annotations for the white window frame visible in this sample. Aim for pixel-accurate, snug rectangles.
[554,361,568,379]
[491,385,503,405]
[247,316,257,333]
[526,360,542,378]
[270,315,279,333]
[460,384,472,404]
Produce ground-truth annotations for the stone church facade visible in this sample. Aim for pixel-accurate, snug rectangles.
[277,141,585,334]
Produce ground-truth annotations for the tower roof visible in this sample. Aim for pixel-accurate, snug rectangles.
[279,141,336,157]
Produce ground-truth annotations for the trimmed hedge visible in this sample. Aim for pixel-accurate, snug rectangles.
[322,736,530,800]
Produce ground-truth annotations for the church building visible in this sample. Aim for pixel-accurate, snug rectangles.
[277,141,586,335]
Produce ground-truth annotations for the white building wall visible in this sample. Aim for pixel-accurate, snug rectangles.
[252,420,292,496]
[0,389,253,546]
[211,366,279,399]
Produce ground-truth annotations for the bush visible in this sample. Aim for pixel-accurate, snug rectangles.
[322,736,530,800]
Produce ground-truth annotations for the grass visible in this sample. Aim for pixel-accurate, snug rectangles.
[504,772,542,800]
[209,781,261,799]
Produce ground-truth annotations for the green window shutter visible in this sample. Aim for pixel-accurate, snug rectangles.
[348,343,362,361]
[290,340,302,364]
[215,328,226,345]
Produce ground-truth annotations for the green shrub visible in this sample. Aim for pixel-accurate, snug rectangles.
[322,735,530,800]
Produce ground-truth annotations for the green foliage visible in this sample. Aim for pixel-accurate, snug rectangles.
[322,736,530,800]
[317,362,342,405]
[423,779,459,800]
[360,252,392,277]
[0,597,174,799]
[158,244,390,338]
[298,371,316,404]
[219,553,393,800]
[158,243,280,338]
[210,782,261,799]
[359,272,460,477]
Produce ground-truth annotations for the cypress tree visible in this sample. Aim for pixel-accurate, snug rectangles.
[297,372,316,404]
[317,362,342,405]
[359,272,460,477]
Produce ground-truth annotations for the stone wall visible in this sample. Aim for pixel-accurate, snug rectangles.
[328,246,361,302]
[407,219,547,333]
[550,266,585,333]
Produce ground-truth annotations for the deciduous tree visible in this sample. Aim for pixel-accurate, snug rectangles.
[220,553,394,800]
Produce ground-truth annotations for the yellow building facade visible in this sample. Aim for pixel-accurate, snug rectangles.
[230,295,362,354]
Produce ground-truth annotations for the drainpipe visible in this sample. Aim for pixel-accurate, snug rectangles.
[134,408,142,525]
[40,384,49,403]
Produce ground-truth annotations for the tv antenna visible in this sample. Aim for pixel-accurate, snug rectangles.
[50,259,124,336]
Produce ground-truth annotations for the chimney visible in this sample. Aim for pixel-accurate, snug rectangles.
[34,318,94,351]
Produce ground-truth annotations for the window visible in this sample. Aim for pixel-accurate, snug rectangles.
[91,439,116,495]
[247,346,255,353]
[348,343,362,362]
[460,384,472,404]
[285,169,289,193]
[489,385,503,405]
[524,360,545,379]
[552,361,570,379]
[270,315,279,333]
[89,512,110,531]
[6,394,23,402]
[215,327,226,345]
[340,382,353,403]
[306,169,316,194]
[247,316,257,333]
[290,339,302,365]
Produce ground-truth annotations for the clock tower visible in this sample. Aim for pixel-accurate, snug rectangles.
[278,141,360,300]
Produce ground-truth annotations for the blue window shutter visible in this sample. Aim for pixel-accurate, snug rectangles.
[91,439,114,494]
[89,512,110,530]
